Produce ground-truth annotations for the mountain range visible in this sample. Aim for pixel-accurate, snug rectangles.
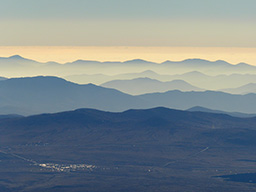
[1,107,256,191]
[1,107,256,146]
[101,78,203,95]
[138,90,256,114]
[1,55,256,191]
[1,76,256,115]
[0,76,148,115]
[1,55,256,78]
[64,70,162,85]
[187,106,256,118]
[220,83,256,94]
[0,77,7,81]
[65,70,256,91]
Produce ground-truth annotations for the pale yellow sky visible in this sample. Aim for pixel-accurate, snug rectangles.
[0,46,256,65]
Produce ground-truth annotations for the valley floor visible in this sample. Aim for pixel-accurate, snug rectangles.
[1,144,256,192]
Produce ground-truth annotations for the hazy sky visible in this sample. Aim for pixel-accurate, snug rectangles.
[0,0,255,47]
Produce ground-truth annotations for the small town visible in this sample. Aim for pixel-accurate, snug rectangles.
[38,163,96,172]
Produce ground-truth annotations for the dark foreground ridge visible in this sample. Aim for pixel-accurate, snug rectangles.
[1,107,256,192]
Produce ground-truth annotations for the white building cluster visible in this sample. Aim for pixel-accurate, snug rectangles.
[38,163,96,172]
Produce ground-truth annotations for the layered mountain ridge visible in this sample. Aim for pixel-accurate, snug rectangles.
[0,76,256,115]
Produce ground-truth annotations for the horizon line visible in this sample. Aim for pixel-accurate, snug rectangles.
[0,54,249,66]
[0,46,255,65]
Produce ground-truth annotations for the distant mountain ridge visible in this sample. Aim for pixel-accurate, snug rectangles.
[0,55,44,66]
[0,55,253,67]
[138,90,256,114]
[0,77,7,81]
[1,55,256,77]
[65,70,256,91]
[0,76,149,115]
[0,76,256,115]
[220,83,256,94]
[187,106,256,118]
[101,78,203,95]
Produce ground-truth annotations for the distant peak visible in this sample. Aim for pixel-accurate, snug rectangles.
[9,55,25,59]
[188,106,209,110]
[183,71,208,76]
[182,58,209,62]
[161,60,176,64]
[184,71,204,75]
[215,60,230,64]
[8,76,68,82]
[161,58,210,64]
[127,59,146,62]
[141,70,158,74]
[73,59,100,63]
[215,59,225,62]
[236,62,250,66]
[134,77,158,81]
[170,79,187,83]
[124,59,152,64]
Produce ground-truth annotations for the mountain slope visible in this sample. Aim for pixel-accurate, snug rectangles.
[1,108,256,191]
[0,55,46,68]
[2,76,256,115]
[162,59,255,69]
[1,107,256,146]
[0,76,149,115]
[101,78,203,95]
[65,58,256,75]
[138,90,256,114]
[184,73,256,90]
[221,83,256,94]
[65,71,256,91]
[64,70,163,85]
[1,55,256,77]
[187,106,256,118]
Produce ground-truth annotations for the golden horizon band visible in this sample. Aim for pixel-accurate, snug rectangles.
[0,46,255,65]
